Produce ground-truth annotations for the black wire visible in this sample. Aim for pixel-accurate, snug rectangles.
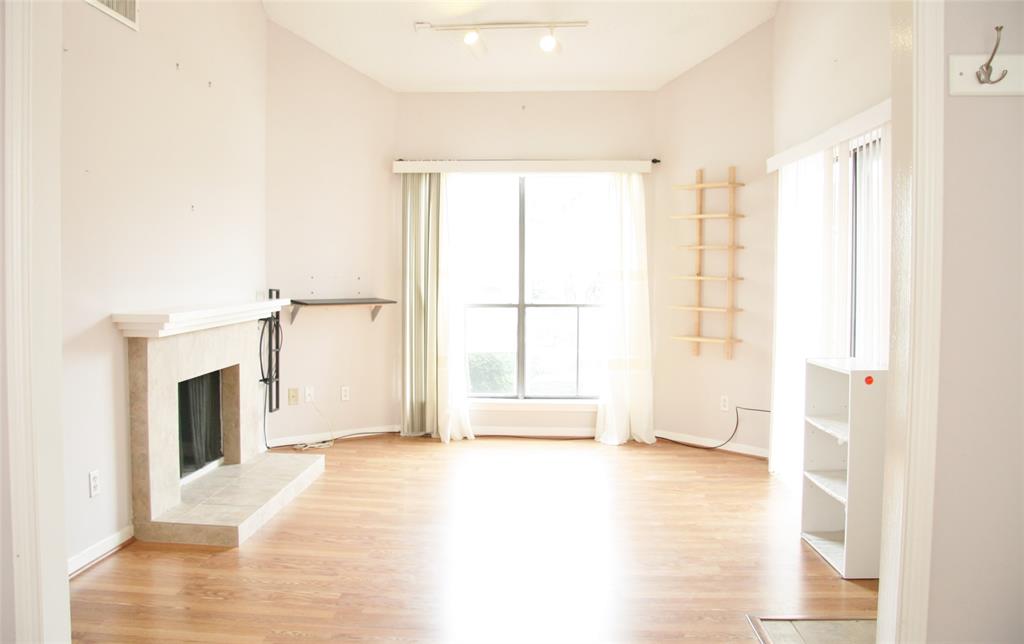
[258,318,267,381]
[661,405,771,451]
[258,317,271,451]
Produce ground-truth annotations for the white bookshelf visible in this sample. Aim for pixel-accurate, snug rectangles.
[801,357,887,579]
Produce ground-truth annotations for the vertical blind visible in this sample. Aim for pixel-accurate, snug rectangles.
[850,129,890,362]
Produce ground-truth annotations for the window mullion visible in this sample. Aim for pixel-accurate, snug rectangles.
[517,176,526,399]
[850,148,859,358]
[575,305,581,396]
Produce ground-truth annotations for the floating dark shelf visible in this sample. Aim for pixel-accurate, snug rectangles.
[289,298,397,323]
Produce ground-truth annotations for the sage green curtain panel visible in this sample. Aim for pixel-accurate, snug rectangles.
[401,174,441,437]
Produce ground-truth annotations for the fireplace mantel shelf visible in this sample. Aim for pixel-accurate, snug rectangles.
[112,299,291,338]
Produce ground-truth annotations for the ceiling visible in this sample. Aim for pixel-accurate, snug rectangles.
[262,1,778,93]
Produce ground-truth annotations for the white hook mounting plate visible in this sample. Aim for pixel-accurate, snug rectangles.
[949,54,1024,95]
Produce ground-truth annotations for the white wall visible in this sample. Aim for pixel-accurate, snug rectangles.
[265,23,401,444]
[61,0,268,565]
[772,0,892,153]
[926,2,1024,639]
[396,91,656,161]
[650,22,776,453]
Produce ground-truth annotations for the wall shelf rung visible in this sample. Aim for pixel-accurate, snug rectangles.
[677,245,746,251]
[671,335,741,345]
[670,305,743,313]
[670,213,745,220]
[673,181,745,190]
[671,275,743,282]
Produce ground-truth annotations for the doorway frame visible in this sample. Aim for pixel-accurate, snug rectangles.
[874,0,944,641]
[5,0,945,641]
[3,0,71,640]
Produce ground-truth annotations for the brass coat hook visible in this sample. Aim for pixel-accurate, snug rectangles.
[977,25,1008,84]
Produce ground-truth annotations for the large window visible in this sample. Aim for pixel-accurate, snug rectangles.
[448,173,611,399]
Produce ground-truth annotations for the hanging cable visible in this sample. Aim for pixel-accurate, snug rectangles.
[258,316,282,451]
[661,405,771,451]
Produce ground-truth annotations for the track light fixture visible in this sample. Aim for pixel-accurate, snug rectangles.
[538,29,558,53]
[414,20,587,54]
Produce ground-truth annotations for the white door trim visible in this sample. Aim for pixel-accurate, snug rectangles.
[896,0,944,638]
[876,1,945,641]
[4,1,44,639]
[4,1,71,640]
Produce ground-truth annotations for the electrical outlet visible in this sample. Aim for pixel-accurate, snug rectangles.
[341,386,350,402]
[719,395,729,412]
[287,388,299,405]
[88,470,100,498]
[304,386,314,403]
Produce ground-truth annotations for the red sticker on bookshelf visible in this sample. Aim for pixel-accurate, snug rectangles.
[865,376,874,385]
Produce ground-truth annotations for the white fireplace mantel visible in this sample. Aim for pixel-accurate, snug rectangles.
[112,299,290,338]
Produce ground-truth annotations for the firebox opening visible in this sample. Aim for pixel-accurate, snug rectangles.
[178,370,223,479]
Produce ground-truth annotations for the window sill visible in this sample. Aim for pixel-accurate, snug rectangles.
[467,398,599,413]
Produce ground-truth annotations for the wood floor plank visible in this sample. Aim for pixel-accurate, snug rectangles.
[70,435,877,642]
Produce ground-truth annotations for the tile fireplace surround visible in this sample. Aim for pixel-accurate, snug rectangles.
[113,300,323,547]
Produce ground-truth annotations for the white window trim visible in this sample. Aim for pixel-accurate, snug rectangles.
[468,398,599,413]
[766,99,892,174]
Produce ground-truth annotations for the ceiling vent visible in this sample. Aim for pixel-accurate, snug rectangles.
[86,0,138,30]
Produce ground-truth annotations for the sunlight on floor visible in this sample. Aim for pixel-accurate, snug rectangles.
[441,446,618,644]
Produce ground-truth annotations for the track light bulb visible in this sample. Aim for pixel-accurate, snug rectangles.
[464,30,480,45]
[539,30,558,52]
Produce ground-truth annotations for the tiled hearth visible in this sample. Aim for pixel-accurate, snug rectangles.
[141,452,323,547]
[114,300,323,547]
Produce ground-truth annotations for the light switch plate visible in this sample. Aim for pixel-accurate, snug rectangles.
[949,54,1024,96]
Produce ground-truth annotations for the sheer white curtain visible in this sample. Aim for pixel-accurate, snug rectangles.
[769,152,829,474]
[768,128,891,474]
[401,173,473,442]
[437,175,474,442]
[594,174,655,445]
[401,174,440,438]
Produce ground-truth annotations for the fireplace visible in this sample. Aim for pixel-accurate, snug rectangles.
[178,370,223,478]
[115,299,323,547]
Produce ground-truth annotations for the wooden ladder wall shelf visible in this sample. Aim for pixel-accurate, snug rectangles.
[671,166,744,359]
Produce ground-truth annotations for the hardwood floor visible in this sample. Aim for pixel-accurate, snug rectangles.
[70,435,877,643]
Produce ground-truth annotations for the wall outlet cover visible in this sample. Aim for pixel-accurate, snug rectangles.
[719,395,729,412]
[287,388,299,405]
[341,386,351,402]
[304,386,314,403]
[88,470,100,498]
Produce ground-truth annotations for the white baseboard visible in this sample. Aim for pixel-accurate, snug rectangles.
[473,425,596,438]
[267,425,400,448]
[268,425,764,458]
[67,524,134,576]
[655,430,768,459]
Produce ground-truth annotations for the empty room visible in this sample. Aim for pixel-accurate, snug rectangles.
[2,0,1022,642]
